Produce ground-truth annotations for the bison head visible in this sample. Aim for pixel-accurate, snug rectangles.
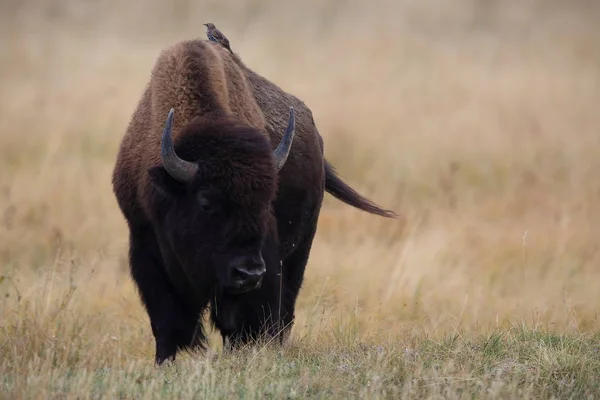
[148,107,295,295]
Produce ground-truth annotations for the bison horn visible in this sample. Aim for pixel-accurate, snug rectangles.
[273,106,296,171]
[160,108,199,183]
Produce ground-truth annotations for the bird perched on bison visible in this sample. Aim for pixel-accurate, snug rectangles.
[204,23,233,54]
[111,38,396,365]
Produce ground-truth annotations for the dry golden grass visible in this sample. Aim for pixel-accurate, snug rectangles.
[1,0,600,397]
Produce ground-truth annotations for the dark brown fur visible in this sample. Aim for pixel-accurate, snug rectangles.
[112,39,395,365]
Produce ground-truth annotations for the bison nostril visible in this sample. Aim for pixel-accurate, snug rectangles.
[232,267,251,281]
[233,265,265,280]
[230,257,266,286]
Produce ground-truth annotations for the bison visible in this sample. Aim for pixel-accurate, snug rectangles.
[112,38,396,365]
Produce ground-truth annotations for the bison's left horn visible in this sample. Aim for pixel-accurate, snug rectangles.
[160,108,199,183]
[273,106,296,171]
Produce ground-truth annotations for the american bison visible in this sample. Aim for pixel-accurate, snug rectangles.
[112,38,396,364]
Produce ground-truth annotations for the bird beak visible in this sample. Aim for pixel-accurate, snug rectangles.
[203,23,208,27]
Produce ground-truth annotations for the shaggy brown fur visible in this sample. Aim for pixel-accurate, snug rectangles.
[112,38,395,365]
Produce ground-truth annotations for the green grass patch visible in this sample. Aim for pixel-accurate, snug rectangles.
[2,328,599,399]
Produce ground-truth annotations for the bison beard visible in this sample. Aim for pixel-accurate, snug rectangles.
[112,39,396,365]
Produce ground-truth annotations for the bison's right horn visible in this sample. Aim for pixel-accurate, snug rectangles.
[160,108,198,183]
[272,107,296,171]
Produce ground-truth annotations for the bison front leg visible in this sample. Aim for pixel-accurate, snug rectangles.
[128,227,204,364]
[277,204,322,344]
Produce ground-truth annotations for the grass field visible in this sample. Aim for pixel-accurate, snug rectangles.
[1,0,600,398]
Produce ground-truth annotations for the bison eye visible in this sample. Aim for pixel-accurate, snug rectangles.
[198,195,213,213]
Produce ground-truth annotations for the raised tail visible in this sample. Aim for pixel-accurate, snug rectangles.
[324,160,397,218]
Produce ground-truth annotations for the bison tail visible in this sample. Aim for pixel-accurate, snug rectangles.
[324,160,397,218]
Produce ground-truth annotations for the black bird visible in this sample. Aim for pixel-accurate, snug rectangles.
[204,23,233,54]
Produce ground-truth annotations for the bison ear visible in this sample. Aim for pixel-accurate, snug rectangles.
[148,166,186,198]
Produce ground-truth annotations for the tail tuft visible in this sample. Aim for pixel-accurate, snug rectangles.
[324,160,397,218]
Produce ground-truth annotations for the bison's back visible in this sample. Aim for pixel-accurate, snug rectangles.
[148,40,267,141]
[240,59,325,190]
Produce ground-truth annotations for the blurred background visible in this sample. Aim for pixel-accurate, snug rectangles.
[1,0,600,346]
